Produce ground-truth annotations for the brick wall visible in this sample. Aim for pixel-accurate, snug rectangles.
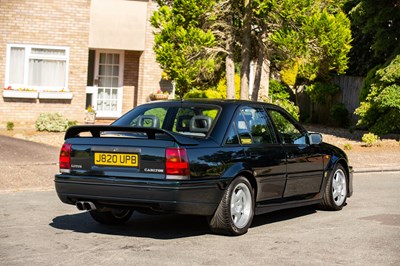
[123,50,140,114]
[0,0,90,128]
[138,0,164,105]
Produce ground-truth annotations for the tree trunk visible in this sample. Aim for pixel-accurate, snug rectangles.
[252,24,267,102]
[252,50,263,101]
[240,0,252,100]
[259,59,270,101]
[226,36,235,99]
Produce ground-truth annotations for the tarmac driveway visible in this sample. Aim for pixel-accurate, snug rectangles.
[0,173,399,265]
[0,135,59,191]
[0,136,399,265]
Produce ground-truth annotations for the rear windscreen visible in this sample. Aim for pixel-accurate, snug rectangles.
[113,105,220,138]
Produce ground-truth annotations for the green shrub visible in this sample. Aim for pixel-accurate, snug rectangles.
[355,55,400,135]
[330,103,349,126]
[269,79,290,101]
[273,98,300,121]
[215,73,241,99]
[343,143,352,150]
[183,88,223,99]
[361,132,380,147]
[35,113,70,132]
[266,79,300,121]
[68,120,78,128]
[305,82,340,104]
[6,121,14,131]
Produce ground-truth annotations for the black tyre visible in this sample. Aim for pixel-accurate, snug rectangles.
[89,209,133,225]
[320,164,348,211]
[208,176,254,236]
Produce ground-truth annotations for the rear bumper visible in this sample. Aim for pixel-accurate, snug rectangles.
[55,174,227,216]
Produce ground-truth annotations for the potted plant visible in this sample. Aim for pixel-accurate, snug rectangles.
[84,106,96,124]
[150,89,169,100]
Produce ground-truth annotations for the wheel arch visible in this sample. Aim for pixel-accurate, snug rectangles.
[220,163,257,198]
[326,157,351,197]
[238,171,257,198]
[335,158,352,197]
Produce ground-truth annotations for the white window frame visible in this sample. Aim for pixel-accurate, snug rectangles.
[5,44,70,91]
[92,50,124,118]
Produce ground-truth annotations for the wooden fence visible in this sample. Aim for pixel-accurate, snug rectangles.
[333,75,365,122]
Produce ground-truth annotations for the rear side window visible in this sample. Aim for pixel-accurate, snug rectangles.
[226,106,276,145]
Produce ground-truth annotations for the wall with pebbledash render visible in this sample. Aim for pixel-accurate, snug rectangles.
[0,0,90,128]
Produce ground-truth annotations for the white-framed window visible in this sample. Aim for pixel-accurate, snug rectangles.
[5,44,69,91]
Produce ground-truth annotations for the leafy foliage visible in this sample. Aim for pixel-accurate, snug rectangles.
[330,103,349,126]
[358,65,382,102]
[6,121,14,131]
[346,0,400,75]
[151,0,352,101]
[355,55,400,135]
[343,143,352,150]
[362,132,380,147]
[35,113,71,132]
[151,1,222,96]
[280,61,299,88]
[216,73,241,99]
[183,88,223,99]
[305,82,340,104]
[273,99,300,121]
[270,7,352,84]
[269,79,290,101]
[266,79,299,121]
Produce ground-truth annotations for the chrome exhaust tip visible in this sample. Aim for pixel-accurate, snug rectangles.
[76,201,97,211]
[76,201,84,211]
[83,201,97,211]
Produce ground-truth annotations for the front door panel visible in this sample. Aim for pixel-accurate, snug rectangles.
[266,108,324,198]
[284,144,323,197]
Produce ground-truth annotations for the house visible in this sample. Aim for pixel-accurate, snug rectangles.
[0,0,168,128]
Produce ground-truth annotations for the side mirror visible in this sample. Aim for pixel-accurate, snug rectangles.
[309,132,323,145]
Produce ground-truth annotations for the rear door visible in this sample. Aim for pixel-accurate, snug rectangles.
[266,108,324,197]
[227,105,287,201]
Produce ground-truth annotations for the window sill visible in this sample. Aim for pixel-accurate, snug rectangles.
[38,92,73,100]
[2,90,73,100]
[3,90,38,99]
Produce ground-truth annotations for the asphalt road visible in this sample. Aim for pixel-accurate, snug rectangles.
[0,135,59,190]
[0,135,399,265]
[0,172,399,265]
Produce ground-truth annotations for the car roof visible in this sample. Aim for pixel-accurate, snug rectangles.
[143,99,278,108]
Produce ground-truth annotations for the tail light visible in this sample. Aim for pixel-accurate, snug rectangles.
[165,147,190,180]
[59,143,72,173]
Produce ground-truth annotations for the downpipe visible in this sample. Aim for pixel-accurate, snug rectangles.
[75,201,97,211]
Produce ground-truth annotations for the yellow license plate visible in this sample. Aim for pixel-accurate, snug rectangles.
[94,153,139,167]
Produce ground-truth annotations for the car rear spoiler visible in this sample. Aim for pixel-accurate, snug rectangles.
[64,125,200,146]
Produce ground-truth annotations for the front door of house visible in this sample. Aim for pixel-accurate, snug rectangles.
[93,50,124,118]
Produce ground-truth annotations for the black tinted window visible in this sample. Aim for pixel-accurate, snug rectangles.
[241,107,275,144]
[228,106,276,145]
[225,126,239,145]
[113,105,220,138]
[268,110,307,145]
